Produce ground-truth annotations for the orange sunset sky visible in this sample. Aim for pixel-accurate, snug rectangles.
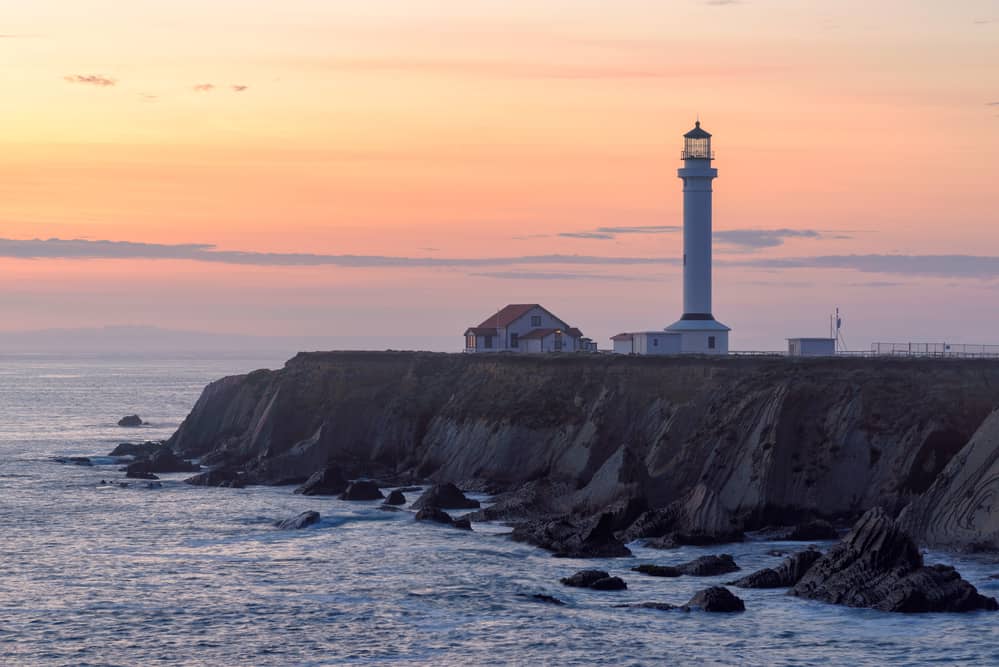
[2,0,998,351]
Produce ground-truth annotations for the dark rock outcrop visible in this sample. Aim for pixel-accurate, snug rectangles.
[411,483,480,510]
[560,570,627,590]
[117,415,143,427]
[729,548,822,588]
[791,508,998,612]
[620,501,745,549]
[631,564,681,578]
[274,510,320,530]
[685,587,745,612]
[467,479,574,522]
[383,490,407,505]
[512,512,631,558]
[294,465,348,496]
[108,441,163,458]
[338,480,383,501]
[673,554,740,576]
[126,448,199,475]
[185,469,246,488]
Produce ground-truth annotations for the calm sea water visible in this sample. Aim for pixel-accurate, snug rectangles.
[1,353,998,666]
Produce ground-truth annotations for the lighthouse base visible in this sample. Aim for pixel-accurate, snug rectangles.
[665,317,731,355]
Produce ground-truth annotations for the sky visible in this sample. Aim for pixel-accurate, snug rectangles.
[1,0,997,351]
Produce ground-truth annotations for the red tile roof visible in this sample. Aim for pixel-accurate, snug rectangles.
[476,304,540,329]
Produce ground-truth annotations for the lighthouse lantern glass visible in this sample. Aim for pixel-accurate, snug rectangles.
[684,136,711,159]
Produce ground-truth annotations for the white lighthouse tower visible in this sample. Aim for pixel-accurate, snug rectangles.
[665,120,730,354]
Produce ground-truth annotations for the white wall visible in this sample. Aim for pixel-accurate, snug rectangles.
[679,330,729,354]
[612,338,634,354]
[634,332,683,355]
[503,306,570,351]
[789,338,835,356]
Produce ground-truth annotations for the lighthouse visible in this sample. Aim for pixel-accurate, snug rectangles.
[665,120,730,354]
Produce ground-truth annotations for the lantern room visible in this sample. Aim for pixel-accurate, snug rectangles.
[682,120,713,160]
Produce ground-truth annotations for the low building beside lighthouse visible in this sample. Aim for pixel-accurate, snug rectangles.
[614,120,731,355]
[463,304,587,353]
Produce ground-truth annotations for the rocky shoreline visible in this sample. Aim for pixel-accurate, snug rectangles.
[96,351,999,613]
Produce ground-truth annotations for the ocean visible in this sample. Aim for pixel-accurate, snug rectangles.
[1,353,998,666]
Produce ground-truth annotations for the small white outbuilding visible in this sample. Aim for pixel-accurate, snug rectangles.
[611,331,683,355]
[787,337,836,357]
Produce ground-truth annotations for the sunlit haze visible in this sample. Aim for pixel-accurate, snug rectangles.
[2,0,997,351]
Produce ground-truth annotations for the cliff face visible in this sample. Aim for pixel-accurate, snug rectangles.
[900,409,999,550]
[169,351,999,539]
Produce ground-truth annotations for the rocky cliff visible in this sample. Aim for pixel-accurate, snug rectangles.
[168,351,999,545]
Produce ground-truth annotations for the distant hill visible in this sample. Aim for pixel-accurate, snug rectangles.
[0,325,450,355]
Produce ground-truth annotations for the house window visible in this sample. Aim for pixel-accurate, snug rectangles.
[484,335,493,349]
[708,336,716,350]
[531,315,542,327]
[510,333,519,348]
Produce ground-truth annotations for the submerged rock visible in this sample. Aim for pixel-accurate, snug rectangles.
[758,519,839,542]
[54,456,93,466]
[274,510,320,530]
[414,507,472,530]
[675,554,740,576]
[108,441,163,459]
[615,587,745,613]
[560,570,611,588]
[730,548,822,589]
[560,570,626,590]
[589,576,627,591]
[383,490,407,506]
[338,480,384,501]
[685,587,745,612]
[512,512,632,558]
[522,593,565,606]
[790,507,998,613]
[411,483,480,510]
[294,465,348,496]
[117,415,144,427]
[631,564,681,578]
[126,448,199,475]
[185,469,246,488]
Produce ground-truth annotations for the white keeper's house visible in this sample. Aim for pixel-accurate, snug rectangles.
[463,304,589,353]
